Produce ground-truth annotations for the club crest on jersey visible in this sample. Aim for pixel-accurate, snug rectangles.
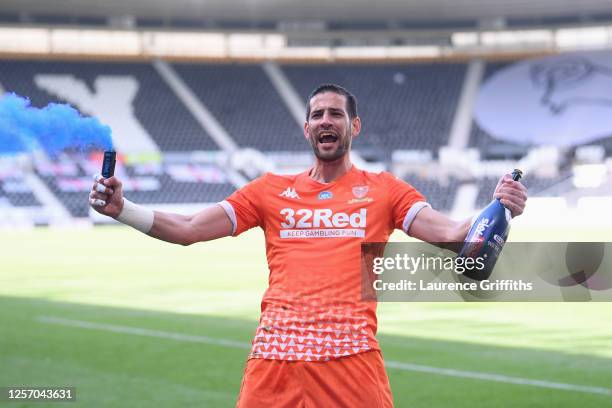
[318,191,333,200]
[352,185,369,198]
[279,187,301,199]
[348,185,372,204]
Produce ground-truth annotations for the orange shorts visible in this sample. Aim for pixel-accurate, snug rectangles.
[236,351,394,408]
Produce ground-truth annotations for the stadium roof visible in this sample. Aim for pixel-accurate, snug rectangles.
[2,0,612,29]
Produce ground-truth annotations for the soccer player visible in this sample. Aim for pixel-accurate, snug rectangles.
[89,84,527,407]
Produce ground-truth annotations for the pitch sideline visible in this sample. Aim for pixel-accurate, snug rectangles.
[37,315,612,397]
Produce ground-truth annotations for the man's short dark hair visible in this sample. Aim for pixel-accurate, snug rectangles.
[306,84,358,120]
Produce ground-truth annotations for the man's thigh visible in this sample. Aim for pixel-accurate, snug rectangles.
[236,351,394,408]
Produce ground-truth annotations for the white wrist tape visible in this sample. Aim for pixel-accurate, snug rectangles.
[117,198,154,234]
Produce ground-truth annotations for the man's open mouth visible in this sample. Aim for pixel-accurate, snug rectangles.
[318,132,338,144]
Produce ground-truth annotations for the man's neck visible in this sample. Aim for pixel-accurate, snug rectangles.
[309,155,353,183]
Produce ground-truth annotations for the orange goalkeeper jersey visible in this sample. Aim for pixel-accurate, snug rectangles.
[219,166,428,362]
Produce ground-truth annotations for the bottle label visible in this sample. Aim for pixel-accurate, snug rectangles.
[504,208,511,222]
[474,218,490,238]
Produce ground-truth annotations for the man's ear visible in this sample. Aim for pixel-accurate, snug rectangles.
[351,116,361,138]
[303,121,310,140]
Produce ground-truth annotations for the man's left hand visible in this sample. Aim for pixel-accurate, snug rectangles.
[493,174,528,217]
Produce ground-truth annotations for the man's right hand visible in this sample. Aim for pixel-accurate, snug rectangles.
[89,173,233,244]
[89,174,124,218]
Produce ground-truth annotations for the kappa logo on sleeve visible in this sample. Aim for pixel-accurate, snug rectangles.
[279,187,301,199]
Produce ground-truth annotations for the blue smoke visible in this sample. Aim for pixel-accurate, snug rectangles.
[0,92,113,156]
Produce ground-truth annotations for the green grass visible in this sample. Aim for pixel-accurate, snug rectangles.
[0,227,611,407]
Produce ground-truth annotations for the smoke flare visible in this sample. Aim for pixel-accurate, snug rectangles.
[0,92,112,156]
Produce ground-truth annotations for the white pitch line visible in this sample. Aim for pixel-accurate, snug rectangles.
[37,316,250,350]
[37,316,612,397]
[384,361,612,396]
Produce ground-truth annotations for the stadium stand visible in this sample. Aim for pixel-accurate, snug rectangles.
[0,161,46,227]
[33,154,96,217]
[474,170,575,209]
[120,161,234,205]
[404,174,461,212]
[0,60,219,152]
[283,63,466,153]
[173,63,303,151]
[0,56,609,222]
[31,154,234,218]
[123,173,234,205]
[0,177,40,207]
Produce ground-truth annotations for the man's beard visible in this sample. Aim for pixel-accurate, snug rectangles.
[308,131,352,162]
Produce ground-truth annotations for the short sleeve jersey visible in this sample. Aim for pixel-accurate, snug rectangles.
[219,166,429,362]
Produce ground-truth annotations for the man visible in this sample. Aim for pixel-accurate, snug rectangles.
[89,84,527,407]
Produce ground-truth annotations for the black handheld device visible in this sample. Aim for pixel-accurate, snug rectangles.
[101,150,116,178]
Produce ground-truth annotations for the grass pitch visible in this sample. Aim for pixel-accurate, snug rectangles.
[1,227,611,407]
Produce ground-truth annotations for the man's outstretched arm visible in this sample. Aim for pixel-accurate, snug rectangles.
[407,174,528,246]
[407,206,472,245]
[89,175,233,246]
